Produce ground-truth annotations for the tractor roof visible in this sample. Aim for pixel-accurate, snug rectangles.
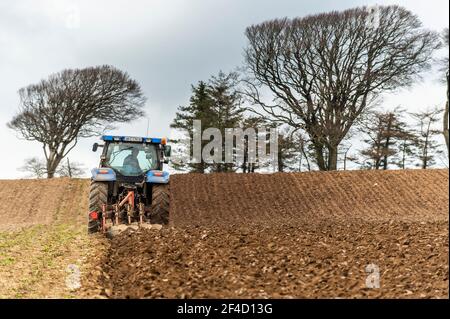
[101,135,166,144]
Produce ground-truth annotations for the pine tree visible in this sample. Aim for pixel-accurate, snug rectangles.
[170,72,246,173]
[207,71,245,173]
[170,81,215,173]
[393,135,418,169]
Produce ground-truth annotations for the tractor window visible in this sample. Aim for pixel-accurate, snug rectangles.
[105,143,159,176]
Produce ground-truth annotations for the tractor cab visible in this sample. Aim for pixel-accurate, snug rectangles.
[92,135,171,184]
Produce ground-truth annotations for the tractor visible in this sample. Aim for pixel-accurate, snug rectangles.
[88,135,171,235]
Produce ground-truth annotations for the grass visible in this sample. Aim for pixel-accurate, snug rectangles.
[0,256,15,266]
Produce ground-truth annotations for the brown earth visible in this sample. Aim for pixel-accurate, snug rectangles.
[0,178,85,232]
[86,169,449,299]
[0,170,448,298]
[0,178,108,298]
[170,169,449,225]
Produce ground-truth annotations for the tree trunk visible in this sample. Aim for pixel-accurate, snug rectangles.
[343,146,351,171]
[444,72,449,157]
[327,145,338,171]
[422,134,429,169]
[67,158,72,178]
[312,142,327,171]
[422,120,432,169]
[298,152,302,172]
[302,146,311,172]
[278,150,284,172]
[401,140,406,170]
[46,156,63,178]
[383,114,393,170]
[444,101,449,156]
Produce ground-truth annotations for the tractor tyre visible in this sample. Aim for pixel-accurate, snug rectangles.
[151,184,170,225]
[88,181,108,234]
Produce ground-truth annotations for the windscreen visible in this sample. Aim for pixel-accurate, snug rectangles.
[105,142,159,176]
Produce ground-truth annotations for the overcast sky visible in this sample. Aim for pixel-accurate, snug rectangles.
[0,0,448,178]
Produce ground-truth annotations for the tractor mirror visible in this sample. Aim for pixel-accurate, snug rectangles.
[164,145,172,158]
[92,143,99,152]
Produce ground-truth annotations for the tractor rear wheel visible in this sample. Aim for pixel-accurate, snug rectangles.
[150,184,169,224]
[88,181,108,234]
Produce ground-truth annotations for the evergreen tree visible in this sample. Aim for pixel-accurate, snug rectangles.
[207,71,245,173]
[170,72,246,173]
[170,81,215,173]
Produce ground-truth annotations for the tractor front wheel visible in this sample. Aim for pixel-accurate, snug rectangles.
[88,181,108,234]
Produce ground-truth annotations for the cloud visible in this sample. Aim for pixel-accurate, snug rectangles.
[0,0,448,178]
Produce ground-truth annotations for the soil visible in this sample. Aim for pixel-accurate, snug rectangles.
[85,169,449,299]
[0,170,448,298]
[0,178,108,298]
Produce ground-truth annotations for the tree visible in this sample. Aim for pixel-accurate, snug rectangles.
[240,116,267,173]
[171,72,245,173]
[56,158,86,178]
[441,28,449,156]
[341,144,354,171]
[296,133,312,172]
[275,128,311,172]
[208,72,245,173]
[171,81,215,173]
[277,129,298,172]
[243,5,440,171]
[411,108,443,169]
[359,110,413,170]
[444,70,449,157]
[393,134,418,170]
[8,65,146,178]
[18,157,47,179]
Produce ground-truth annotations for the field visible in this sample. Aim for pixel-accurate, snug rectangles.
[0,178,105,298]
[0,169,448,298]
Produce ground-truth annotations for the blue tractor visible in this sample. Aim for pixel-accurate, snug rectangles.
[88,135,171,234]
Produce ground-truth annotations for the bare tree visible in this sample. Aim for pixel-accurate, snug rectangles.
[411,107,444,169]
[8,65,146,178]
[18,157,47,179]
[444,71,449,156]
[56,158,86,178]
[296,132,311,172]
[441,28,449,155]
[243,5,440,171]
[360,109,414,170]
[341,144,353,171]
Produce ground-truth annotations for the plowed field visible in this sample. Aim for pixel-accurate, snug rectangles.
[170,169,448,225]
[86,169,449,299]
[0,170,448,298]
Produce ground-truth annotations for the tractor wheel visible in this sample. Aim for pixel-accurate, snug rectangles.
[151,184,169,224]
[88,181,108,234]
